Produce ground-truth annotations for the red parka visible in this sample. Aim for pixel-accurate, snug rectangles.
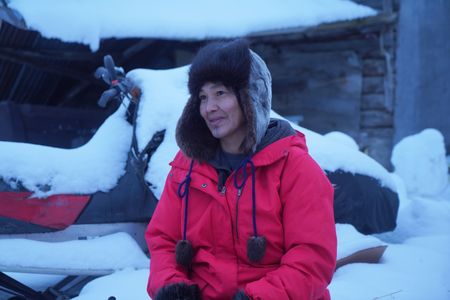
[146,131,337,299]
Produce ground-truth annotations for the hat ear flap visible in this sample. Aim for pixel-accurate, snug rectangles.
[176,96,218,161]
[238,88,256,154]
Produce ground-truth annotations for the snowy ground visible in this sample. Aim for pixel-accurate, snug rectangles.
[1,1,449,298]
[6,169,448,300]
[2,72,449,299]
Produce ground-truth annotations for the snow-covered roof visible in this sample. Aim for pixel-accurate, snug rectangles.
[8,0,376,51]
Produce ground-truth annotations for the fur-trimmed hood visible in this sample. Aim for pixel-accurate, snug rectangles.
[176,39,272,161]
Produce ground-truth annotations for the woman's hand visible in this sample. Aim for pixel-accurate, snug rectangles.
[154,282,201,300]
[232,289,250,300]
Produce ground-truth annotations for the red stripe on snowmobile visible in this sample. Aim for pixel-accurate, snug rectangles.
[0,192,90,229]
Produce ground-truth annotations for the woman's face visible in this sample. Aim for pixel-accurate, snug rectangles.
[199,82,246,150]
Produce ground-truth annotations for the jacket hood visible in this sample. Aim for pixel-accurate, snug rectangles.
[208,118,297,172]
[176,39,272,162]
[256,119,297,153]
[171,121,307,174]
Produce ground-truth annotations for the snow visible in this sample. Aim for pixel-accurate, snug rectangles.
[384,128,450,242]
[331,235,450,300]
[0,103,131,197]
[324,131,360,151]
[284,119,396,191]
[128,67,190,198]
[335,224,385,260]
[9,0,376,51]
[0,232,149,274]
[74,269,150,300]
[392,128,448,196]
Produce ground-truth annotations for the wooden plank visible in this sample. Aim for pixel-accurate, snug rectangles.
[0,47,102,85]
[361,94,392,111]
[336,245,388,270]
[248,12,397,39]
[0,102,26,142]
[362,76,384,93]
[382,29,396,48]
[248,13,396,42]
[253,36,380,56]
[363,58,386,76]
[359,128,394,169]
[361,110,393,128]
[351,0,384,11]
[268,50,362,136]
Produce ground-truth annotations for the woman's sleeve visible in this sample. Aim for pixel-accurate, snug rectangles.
[145,170,194,297]
[245,151,337,300]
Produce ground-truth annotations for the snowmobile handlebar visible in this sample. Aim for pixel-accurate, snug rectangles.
[104,55,117,82]
[95,55,134,108]
[97,88,119,108]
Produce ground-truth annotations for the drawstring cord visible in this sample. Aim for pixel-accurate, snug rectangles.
[175,156,265,265]
[175,160,195,269]
[234,156,258,236]
[177,160,195,240]
[234,156,266,262]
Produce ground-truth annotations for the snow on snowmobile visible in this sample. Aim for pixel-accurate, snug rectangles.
[0,55,160,249]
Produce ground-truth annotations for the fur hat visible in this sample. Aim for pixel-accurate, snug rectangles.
[176,39,272,161]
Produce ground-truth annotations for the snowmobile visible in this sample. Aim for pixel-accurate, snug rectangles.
[0,55,399,299]
[0,55,160,244]
[0,56,161,299]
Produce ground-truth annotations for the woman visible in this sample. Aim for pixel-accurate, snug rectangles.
[146,39,337,300]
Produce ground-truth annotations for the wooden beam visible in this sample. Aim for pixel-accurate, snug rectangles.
[0,45,99,62]
[62,39,156,103]
[0,47,102,86]
[248,13,397,42]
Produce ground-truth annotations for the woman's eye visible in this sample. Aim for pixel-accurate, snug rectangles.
[199,95,207,101]
[216,90,225,96]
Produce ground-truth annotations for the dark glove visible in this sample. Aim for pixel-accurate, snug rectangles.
[232,289,250,300]
[154,282,201,300]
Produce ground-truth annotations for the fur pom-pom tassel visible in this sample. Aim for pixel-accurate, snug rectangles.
[176,239,194,267]
[247,235,266,262]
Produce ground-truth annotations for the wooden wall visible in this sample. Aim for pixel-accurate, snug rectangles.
[173,1,398,169]
[250,1,397,169]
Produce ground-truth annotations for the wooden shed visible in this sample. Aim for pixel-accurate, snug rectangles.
[245,0,398,169]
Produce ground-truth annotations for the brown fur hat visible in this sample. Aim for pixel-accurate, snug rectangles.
[176,39,272,161]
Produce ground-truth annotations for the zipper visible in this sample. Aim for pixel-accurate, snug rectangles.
[235,188,242,239]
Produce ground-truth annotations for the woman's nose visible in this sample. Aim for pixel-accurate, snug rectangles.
[205,98,218,112]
